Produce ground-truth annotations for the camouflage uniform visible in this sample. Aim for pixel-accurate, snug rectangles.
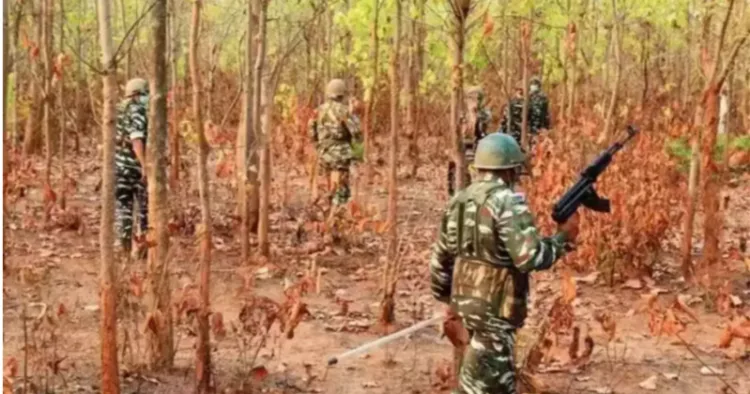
[308,90,362,206]
[528,91,550,134]
[430,134,572,394]
[498,97,524,145]
[448,87,492,196]
[114,86,149,250]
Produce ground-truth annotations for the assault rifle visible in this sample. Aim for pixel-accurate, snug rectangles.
[551,125,639,224]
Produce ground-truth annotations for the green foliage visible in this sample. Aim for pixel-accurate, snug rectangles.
[352,141,364,162]
[666,135,750,171]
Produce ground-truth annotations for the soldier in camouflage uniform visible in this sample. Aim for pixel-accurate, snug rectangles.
[308,79,362,206]
[115,78,149,254]
[498,86,524,145]
[430,133,580,394]
[448,86,492,196]
[528,77,550,133]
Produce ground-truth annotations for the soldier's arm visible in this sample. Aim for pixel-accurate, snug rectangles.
[347,113,362,143]
[493,193,568,273]
[542,98,551,129]
[307,115,318,143]
[128,104,148,168]
[429,206,459,303]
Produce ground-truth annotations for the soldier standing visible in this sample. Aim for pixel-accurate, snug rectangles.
[448,86,492,196]
[528,77,551,147]
[498,85,524,145]
[115,78,149,255]
[430,133,580,394]
[308,79,362,207]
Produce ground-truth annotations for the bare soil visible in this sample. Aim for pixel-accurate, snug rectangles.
[3,148,749,394]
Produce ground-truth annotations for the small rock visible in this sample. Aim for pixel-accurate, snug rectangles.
[623,278,643,290]
[255,267,271,280]
[662,372,678,380]
[700,366,724,376]
[362,381,379,388]
[591,387,613,394]
[575,376,591,382]
[84,304,100,312]
[729,295,742,307]
[638,375,658,390]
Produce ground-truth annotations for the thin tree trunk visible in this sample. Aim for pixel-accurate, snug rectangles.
[406,1,418,177]
[168,0,180,188]
[96,0,120,389]
[681,136,700,280]
[146,0,174,370]
[602,0,620,141]
[3,0,9,176]
[23,1,43,156]
[42,0,53,198]
[381,0,401,327]
[239,0,256,263]
[75,0,84,154]
[520,20,531,149]
[360,0,380,204]
[190,1,212,391]
[450,1,468,191]
[255,0,270,257]
[59,0,67,210]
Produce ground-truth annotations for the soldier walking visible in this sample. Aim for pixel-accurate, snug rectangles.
[448,86,492,196]
[115,78,149,256]
[499,77,551,151]
[308,78,362,207]
[430,133,580,394]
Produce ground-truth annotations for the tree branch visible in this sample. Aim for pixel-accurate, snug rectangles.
[112,0,158,65]
[65,41,105,75]
[710,0,736,81]
[716,29,750,87]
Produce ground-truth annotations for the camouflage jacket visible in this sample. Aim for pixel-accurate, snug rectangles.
[115,94,149,171]
[529,91,550,133]
[429,173,569,326]
[308,99,362,166]
[498,98,523,144]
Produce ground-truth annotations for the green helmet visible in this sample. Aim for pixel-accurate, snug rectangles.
[325,78,347,99]
[473,133,525,170]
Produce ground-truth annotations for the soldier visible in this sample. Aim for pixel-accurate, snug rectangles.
[429,133,580,394]
[114,78,149,255]
[308,78,362,207]
[498,85,524,145]
[528,77,551,142]
[448,86,492,196]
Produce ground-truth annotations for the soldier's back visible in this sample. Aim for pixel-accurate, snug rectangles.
[315,101,351,143]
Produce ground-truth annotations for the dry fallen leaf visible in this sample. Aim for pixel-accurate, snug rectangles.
[561,269,577,305]
[639,375,658,391]
[622,278,643,290]
[594,311,617,342]
[699,366,724,376]
[250,366,269,381]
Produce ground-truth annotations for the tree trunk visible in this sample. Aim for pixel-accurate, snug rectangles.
[360,0,380,204]
[718,83,730,135]
[238,0,256,263]
[700,85,722,267]
[3,0,9,176]
[23,1,43,157]
[96,0,120,389]
[520,20,531,149]
[681,135,700,280]
[450,1,469,192]
[190,1,212,391]
[168,0,180,188]
[42,0,53,199]
[255,0,269,257]
[59,0,67,210]
[602,0,620,141]
[406,1,419,178]
[146,0,174,370]
[75,2,84,154]
[381,0,401,327]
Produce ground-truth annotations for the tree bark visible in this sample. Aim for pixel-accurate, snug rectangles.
[23,1,43,156]
[42,0,54,199]
[255,0,269,257]
[146,0,174,370]
[96,0,121,389]
[168,0,180,188]
[406,1,419,178]
[238,0,256,263]
[450,0,469,192]
[190,1,212,391]
[681,135,700,280]
[59,0,67,210]
[361,0,380,204]
[3,0,9,176]
[520,20,531,149]
[602,0,621,141]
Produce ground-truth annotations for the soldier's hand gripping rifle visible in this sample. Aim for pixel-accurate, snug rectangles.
[551,125,639,224]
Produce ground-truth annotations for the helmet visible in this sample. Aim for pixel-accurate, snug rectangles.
[125,78,148,97]
[465,86,484,102]
[530,76,542,87]
[325,79,347,99]
[473,133,525,170]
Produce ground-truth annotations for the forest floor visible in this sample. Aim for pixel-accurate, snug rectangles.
[3,144,750,394]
